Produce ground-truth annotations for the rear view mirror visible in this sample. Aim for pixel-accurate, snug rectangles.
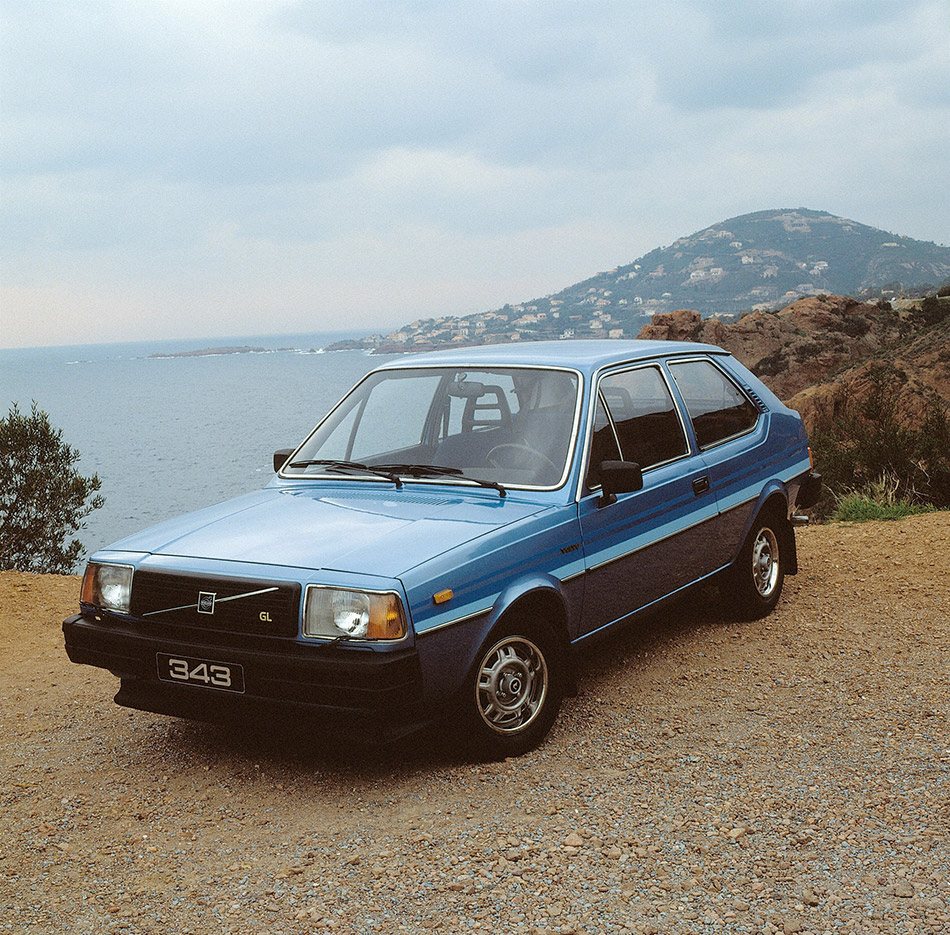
[447,380,487,398]
[274,448,294,473]
[598,460,643,507]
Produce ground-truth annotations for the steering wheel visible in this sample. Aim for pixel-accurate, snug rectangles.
[487,443,559,475]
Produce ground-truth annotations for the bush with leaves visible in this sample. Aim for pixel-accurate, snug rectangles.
[830,473,935,523]
[810,365,950,518]
[0,402,104,574]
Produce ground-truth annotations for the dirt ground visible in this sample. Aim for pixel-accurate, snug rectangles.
[1,513,948,935]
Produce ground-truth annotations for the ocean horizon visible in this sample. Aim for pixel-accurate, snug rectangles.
[1,329,382,568]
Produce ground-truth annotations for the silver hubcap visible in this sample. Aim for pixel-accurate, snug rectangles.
[475,637,548,734]
[751,527,780,597]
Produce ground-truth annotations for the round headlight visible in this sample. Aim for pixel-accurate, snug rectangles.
[330,590,371,637]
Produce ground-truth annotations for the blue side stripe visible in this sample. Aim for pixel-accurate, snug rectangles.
[551,557,587,580]
[716,455,812,512]
[416,557,587,634]
[584,501,719,570]
[415,455,813,635]
[415,596,496,634]
[784,455,813,480]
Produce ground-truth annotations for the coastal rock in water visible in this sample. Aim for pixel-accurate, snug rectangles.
[148,345,269,358]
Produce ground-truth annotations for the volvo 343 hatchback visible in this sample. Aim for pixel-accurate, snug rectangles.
[64,340,820,757]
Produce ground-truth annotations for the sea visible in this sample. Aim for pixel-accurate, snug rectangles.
[0,331,381,570]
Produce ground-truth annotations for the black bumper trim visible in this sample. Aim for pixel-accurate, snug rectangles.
[797,471,822,509]
[63,614,425,741]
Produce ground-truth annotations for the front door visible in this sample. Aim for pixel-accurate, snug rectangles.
[577,364,719,638]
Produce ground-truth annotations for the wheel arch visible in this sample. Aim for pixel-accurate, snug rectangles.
[739,487,797,577]
[458,582,572,757]
[492,577,572,656]
[414,576,574,712]
[482,578,575,693]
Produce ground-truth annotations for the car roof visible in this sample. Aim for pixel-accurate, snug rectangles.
[374,339,728,374]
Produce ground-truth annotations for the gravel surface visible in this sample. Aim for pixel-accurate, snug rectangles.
[2,512,948,935]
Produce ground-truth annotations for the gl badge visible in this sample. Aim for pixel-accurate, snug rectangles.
[197,592,216,614]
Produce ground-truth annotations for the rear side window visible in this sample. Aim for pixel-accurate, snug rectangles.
[668,359,759,448]
[597,366,688,469]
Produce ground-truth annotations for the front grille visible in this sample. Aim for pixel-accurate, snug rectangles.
[130,570,300,638]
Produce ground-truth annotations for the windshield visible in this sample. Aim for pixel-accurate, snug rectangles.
[284,366,581,489]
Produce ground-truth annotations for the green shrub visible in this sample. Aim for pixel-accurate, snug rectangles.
[840,315,871,337]
[809,364,950,518]
[0,402,104,574]
[830,474,935,523]
[920,294,949,326]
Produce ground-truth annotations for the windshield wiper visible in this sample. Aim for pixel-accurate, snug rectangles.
[375,463,506,498]
[287,459,403,488]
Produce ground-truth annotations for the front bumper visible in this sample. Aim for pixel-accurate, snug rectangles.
[63,613,425,743]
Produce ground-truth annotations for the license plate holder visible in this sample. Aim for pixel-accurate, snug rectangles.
[157,653,245,693]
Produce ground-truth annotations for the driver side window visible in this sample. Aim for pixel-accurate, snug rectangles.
[590,366,688,479]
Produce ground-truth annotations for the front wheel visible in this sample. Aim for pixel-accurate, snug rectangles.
[458,624,563,759]
[726,512,787,619]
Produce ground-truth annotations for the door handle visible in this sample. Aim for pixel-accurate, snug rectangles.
[692,476,710,495]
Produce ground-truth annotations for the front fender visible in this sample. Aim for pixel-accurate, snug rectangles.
[493,572,569,627]
[412,574,571,712]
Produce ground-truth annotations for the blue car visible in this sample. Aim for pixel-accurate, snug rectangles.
[64,340,820,757]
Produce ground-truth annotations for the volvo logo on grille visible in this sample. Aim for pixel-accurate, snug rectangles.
[142,584,280,619]
[196,591,216,614]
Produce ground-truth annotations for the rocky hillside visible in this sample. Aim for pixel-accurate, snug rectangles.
[637,293,950,433]
[790,312,950,433]
[587,208,950,326]
[330,209,950,353]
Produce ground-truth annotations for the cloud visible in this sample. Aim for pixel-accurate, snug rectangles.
[1,0,948,347]
[651,0,934,111]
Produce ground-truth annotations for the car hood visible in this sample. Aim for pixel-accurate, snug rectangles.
[104,483,552,578]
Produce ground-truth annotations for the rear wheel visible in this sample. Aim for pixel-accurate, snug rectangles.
[726,510,787,619]
[458,623,563,759]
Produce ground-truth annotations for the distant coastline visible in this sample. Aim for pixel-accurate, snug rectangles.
[148,344,315,359]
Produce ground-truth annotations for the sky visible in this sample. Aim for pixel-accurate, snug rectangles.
[2,0,949,349]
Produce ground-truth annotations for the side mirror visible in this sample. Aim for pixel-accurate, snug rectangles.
[273,448,294,473]
[598,460,643,507]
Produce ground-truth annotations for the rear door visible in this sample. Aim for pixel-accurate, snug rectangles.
[667,357,766,567]
[576,363,720,638]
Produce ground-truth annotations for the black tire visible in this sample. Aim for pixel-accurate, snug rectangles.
[726,509,788,620]
[457,622,564,760]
